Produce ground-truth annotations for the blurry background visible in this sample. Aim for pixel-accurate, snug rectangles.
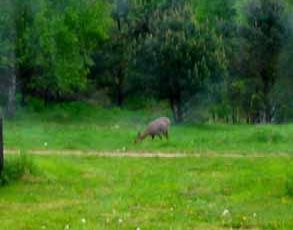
[0,0,292,124]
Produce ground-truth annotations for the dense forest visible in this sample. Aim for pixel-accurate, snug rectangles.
[0,0,292,123]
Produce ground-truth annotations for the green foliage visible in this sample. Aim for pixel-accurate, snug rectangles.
[10,0,112,102]
[1,0,293,122]
[0,153,35,186]
[134,1,225,122]
[236,0,287,123]
[0,1,16,109]
[195,0,237,23]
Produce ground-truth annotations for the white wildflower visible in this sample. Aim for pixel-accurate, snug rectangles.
[222,209,230,216]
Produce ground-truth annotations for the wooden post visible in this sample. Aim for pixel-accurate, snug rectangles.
[0,116,3,174]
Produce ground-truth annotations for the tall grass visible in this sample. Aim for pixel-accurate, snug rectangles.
[0,153,36,185]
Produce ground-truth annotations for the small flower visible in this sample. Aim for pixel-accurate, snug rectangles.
[64,224,70,230]
[81,218,86,224]
[222,209,230,216]
[118,218,123,224]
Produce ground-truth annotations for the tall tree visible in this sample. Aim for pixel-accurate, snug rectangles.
[0,114,3,175]
[134,1,225,122]
[239,0,287,123]
[10,0,111,104]
[13,0,35,105]
[96,0,131,106]
[0,0,19,117]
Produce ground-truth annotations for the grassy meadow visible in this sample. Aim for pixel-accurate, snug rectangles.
[0,154,293,230]
[1,103,293,229]
[4,102,293,155]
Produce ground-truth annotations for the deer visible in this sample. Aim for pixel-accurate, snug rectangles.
[135,117,171,143]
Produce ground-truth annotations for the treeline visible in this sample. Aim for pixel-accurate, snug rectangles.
[0,0,292,123]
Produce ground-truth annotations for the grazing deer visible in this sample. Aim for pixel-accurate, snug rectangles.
[135,117,171,143]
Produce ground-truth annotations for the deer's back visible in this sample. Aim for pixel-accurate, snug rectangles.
[145,117,170,135]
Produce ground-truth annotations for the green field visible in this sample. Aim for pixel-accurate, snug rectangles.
[4,103,293,154]
[1,104,293,229]
[0,154,293,229]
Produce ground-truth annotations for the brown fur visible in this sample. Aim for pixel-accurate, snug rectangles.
[135,117,171,143]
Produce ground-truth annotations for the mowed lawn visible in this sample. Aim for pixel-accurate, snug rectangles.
[4,103,293,154]
[0,154,293,230]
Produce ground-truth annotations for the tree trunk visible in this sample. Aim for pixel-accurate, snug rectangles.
[6,69,16,118]
[263,81,271,123]
[170,95,183,123]
[0,116,3,175]
[232,107,236,124]
[117,77,124,107]
[117,87,124,107]
[116,69,124,107]
[262,69,272,123]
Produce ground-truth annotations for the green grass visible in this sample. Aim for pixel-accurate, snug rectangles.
[2,103,293,229]
[4,102,293,154]
[0,154,293,229]
[0,153,36,185]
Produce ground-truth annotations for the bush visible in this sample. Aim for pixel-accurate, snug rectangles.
[26,97,46,112]
[0,153,35,186]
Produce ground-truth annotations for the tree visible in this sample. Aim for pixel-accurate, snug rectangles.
[272,13,293,122]
[13,0,35,105]
[0,111,3,175]
[94,0,131,106]
[239,0,287,123]
[10,0,111,104]
[134,1,225,122]
[0,0,18,117]
[93,0,162,106]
